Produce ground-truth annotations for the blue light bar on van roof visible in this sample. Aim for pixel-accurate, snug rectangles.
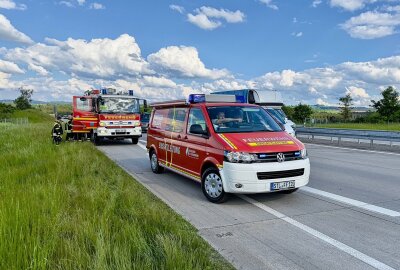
[101,88,107,95]
[188,94,206,103]
[235,95,246,103]
[188,94,237,103]
[128,90,134,96]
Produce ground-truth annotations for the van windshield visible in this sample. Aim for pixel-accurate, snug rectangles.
[207,106,282,133]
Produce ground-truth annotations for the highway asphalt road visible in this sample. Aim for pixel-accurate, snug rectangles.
[98,135,400,270]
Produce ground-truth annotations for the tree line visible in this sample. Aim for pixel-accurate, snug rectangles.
[282,86,400,124]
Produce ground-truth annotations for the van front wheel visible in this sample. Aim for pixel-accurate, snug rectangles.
[202,168,228,203]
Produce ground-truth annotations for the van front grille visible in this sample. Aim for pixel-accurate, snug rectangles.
[257,169,305,180]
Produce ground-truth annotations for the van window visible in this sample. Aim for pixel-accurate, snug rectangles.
[151,108,188,132]
[166,107,187,133]
[187,108,207,134]
[151,109,167,130]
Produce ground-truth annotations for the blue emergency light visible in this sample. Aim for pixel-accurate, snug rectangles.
[188,94,206,103]
[128,90,134,96]
[188,94,238,103]
[101,88,108,95]
[235,95,246,103]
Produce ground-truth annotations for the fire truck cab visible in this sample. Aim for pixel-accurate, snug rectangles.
[72,88,145,144]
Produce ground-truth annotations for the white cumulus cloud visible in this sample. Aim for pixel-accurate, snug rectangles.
[258,0,278,10]
[147,45,230,79]
[253,55,400,106]
[187,6,245,30]
[312,0,322,8]
[0,0,26,10]
[346,86,370,98]
[5,34,151,79]
[330,0,371,11]
[0,14,33,44]
[341,11,400,39]
[0,59,24,74]
[90,3,105,10]
[169,4,185,14]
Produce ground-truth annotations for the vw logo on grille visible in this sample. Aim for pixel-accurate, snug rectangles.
[277,153,285,163]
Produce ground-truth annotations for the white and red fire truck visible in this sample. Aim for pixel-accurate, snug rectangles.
[71,88,146,144]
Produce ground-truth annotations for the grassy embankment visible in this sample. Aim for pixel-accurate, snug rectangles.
[312,123,400,131]
[0,111,233,270]
[0,108,54,124]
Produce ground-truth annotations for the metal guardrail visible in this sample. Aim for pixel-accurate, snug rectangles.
[0,118,29,125]
[296,127,400,147]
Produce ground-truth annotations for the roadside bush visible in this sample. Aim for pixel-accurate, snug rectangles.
[0,103,16,119]
[354,112,386,124]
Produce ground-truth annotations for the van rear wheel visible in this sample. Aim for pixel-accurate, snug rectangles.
[202,167,228,203]
[150,151,164,174]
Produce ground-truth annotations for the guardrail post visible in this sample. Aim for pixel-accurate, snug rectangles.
[338,137,341,145]
[370,139,373,148]
[312,134,314,140]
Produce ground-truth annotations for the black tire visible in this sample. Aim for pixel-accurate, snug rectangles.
[279,188,298,194]
[131,137,139,144]
[150,150,164,174]
[91,133,101,145]
[201,167,228,203]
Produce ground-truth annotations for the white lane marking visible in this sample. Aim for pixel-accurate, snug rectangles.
[301,187,400,217]
[305,143,400,156]
[140,139,146,144]
[239,195,395,270]
[137,142,147,151]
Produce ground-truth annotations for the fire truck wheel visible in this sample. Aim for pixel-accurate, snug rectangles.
[131,137,139,144]
[91,133,101,145]
[150,150,164,174]
[202,167,228,203]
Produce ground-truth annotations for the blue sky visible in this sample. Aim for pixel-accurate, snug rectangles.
[0,0,399,105]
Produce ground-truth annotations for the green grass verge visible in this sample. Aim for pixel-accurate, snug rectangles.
[0,123,233,270]
[312,123,400,131]
[10,109,54,123]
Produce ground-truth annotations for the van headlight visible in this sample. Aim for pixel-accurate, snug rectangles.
[132,120,140,126]
[301,148,307,158]
[224,151,256,163]
[99,121,106,127]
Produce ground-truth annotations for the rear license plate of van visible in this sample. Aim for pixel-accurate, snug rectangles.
[270,180,295,191]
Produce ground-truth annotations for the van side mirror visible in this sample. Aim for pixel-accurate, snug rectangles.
[80,97,87,102]
[190,124,208,137]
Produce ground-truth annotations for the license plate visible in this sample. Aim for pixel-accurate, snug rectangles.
[115,129,124,132]
[270,180,295,191]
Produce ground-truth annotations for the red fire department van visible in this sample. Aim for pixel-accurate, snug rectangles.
[72,88,145,144]
[146,94,310,203]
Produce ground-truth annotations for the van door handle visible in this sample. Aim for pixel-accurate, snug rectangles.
[184,136,188,140]
[177,134,181,139]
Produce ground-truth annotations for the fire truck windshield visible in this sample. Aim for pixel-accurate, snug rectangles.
[99,97,140,114]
